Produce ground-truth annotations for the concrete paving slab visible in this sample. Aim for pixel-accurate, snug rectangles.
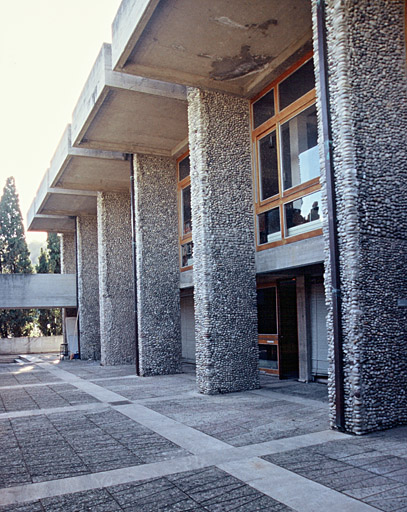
[0,355,406,511]
[219,457,378,512]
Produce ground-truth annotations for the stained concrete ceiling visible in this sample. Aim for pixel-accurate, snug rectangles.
[112,0,313,98]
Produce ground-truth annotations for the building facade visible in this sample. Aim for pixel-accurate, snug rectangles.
[28,0,407,435]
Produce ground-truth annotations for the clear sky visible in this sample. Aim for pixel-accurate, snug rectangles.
[0,0,122,244]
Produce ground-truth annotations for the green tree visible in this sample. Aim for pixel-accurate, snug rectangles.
[0,177,34,338]
[35,234,62,336]
[47,233,61,273]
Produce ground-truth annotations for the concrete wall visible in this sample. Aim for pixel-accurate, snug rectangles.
[0,336,63,355]
[312,0,407,433]
[188,88,259,394]
[97,191,136,365]
[134,154,182,375]
[77,215,100,360]
[0,274,76,309]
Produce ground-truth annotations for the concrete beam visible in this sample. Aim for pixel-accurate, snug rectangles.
[27,212,75,233]
[0,274,77,309]
[48,125,129,193]
[71,43,188,156]
[255,236,324,274]
[28,167,97,220]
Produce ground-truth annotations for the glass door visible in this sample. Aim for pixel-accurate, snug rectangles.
[257,284,279,374]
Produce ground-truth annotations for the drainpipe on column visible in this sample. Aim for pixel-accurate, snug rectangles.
[128,153,140,376]
[316,0,345,431]
[74,216,81,359]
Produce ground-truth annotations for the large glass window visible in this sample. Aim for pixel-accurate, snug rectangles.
[285,191,322,237]
[178,153,193,269]
[258,208,280,245]
[281,104,319,191]
[182,185,191,235]
[252,56,322,249]
[259,130,279,201]
[253,89,275,129]
[279,58,315,110]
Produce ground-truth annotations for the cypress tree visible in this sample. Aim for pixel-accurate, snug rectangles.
[0,177,34,337]
[47,233,61,274]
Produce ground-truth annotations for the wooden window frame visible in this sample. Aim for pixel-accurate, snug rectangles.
[251,52,322,252]
[257,282,279,375]
[177,151,193,272]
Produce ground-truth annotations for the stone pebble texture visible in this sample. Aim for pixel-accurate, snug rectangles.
[76,216,101,360]
[97,191,136,365]
[312,0,407,433]
[187,87,259,394]
[133,154,182,376]
[61,232,77,347]
[60,233,76,274]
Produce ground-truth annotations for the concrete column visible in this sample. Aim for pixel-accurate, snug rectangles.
[134,154,181,375]
[296,276,310,383]
[61,232,77,352]
[61,233,76,275]
[312,0,407,433]
[188,88,259,394]
[76,216,100,360]
[97,191,136,365]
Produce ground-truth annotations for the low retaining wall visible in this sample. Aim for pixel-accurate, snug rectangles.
[0,336,63,355]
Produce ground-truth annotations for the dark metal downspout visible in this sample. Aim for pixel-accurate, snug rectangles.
[74,216,81,358]
[128,153,140,376]
[316,0,345,430]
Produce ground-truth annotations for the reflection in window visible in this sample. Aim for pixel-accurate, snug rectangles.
[253,89,275,129]
[257,287,278,334]
[179,155,190,181]
[259,130,279,200]
[284,191,322,237]
[258,208,280,244]
[182,185,191,235]
[279,59,315,110]
[181,241,193,268]
[259,344,278,370]
[281,105,319,190]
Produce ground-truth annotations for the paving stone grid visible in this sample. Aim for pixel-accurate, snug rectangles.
[0,356,405,511]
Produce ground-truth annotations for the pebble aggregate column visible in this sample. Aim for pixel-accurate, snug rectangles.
[61,233,76,275]
[312,0,407,433]
[76,216,100,360]
[97,191,136,365]
[188,88,259,394]
[133,154,181,376]
[61,232,77,349]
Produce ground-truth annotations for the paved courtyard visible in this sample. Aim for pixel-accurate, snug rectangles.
[0,355,406,511]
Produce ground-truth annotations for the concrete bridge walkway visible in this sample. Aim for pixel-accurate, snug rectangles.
[0,355,406,511]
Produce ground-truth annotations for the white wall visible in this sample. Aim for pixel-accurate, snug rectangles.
[0,336,63,354]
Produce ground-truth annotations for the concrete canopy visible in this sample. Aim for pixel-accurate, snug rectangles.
[71,43,188,157]
[47,125,129,193]
[28,167,97,226]
[27,212,75,234]
[27,124,131,233]
[111,0,313,98]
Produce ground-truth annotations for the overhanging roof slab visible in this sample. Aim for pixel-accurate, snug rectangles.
[39,189,97,217]
[111,0,312,98]
[71,43,188,156]
[49,125,130,192]
[29,168,97,222]
[27,214,76,234]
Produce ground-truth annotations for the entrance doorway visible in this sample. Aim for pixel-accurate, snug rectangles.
[257,279,299,378]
